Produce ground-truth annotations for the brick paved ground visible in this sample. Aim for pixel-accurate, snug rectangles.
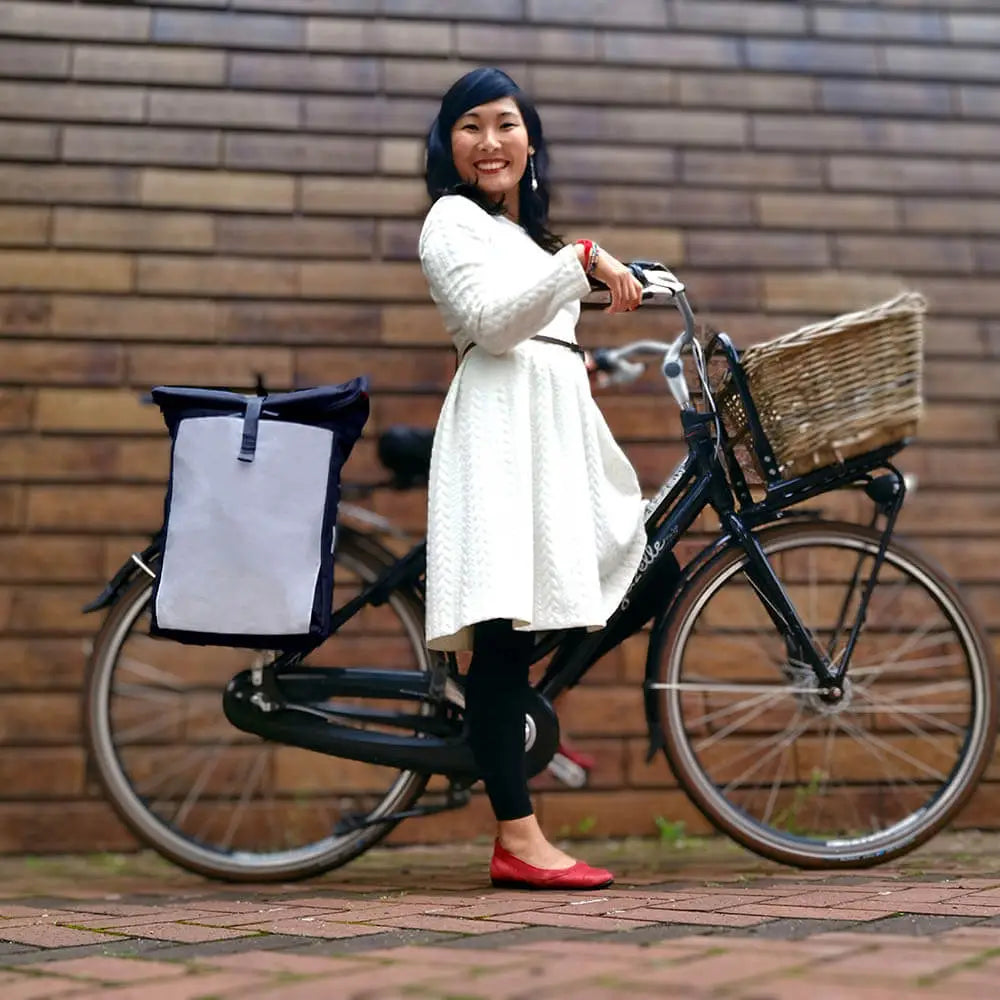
[4,832,1000,998]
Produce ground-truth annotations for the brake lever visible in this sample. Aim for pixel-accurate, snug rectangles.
[581,262,685,309]
[627,262,650,286]
[633,264,686,300]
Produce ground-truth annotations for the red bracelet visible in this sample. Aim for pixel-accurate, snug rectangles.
[588,243,601,275]
[575,239,593,272]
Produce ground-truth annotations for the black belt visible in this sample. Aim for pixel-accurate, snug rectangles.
[460,335,586,361]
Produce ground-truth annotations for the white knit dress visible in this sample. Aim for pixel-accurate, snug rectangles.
[419,195,646,652]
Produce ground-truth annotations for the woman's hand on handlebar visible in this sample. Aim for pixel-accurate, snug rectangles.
[591,249,644,314]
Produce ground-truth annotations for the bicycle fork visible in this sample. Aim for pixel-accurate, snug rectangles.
[721,467,908,695]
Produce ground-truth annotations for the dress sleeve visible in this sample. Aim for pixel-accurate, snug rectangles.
[418,197,592,355]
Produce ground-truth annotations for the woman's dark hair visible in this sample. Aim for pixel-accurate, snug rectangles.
[425,67,562,253]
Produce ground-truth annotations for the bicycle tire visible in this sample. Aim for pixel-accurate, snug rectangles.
[84,527,434,882]
[651,520,998,868]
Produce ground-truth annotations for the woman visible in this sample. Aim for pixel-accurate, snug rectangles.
[419,68,647,890]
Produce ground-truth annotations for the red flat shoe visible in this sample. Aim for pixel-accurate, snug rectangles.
[490,840,614,890]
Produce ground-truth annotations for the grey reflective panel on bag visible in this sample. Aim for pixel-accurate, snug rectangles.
[154,416,335,637]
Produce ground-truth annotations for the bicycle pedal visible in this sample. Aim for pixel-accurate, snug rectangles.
[547,752,589,788]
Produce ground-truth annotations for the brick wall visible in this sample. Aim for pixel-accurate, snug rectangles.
[0,0,998,853]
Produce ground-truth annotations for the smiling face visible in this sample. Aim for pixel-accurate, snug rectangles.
[450,96,532,216]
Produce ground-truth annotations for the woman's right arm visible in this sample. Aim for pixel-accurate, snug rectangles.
[418,199,591,355]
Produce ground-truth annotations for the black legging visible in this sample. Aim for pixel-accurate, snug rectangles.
[465,619,534,821]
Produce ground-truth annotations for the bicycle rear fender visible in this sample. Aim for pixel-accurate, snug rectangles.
[82,532,164,614]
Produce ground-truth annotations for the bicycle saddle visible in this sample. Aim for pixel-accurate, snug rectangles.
[377,426,434,486]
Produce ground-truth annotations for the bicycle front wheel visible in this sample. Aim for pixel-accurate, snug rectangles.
[84,528,434,882]
[653,520,997,868]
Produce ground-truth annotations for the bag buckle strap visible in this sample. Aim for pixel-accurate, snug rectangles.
[238,396,264,463]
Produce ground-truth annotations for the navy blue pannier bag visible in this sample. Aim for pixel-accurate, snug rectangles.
[148,377,370,649]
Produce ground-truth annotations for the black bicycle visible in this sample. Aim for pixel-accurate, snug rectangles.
[83,268,997,881]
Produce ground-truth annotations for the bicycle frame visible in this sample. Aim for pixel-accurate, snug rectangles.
[224,435,897,775]
[222,420,906,789]
[92,283,912,790]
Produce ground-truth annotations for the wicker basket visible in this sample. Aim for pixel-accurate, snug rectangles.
[715,291,926,480]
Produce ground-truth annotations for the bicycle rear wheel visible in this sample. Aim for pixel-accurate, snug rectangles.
[652,520,997,868]
[84,528,434,882]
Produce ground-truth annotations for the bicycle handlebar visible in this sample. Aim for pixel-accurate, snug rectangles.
[587,260,699,410]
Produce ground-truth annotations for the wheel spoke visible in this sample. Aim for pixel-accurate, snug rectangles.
[837,711,950,782]
[851,652,966,678]
[761,725,795,825]
[111,699,189,744]
[852,684,967,737]
[172,742,229,828]
[697,712,809,791]
[862,574,910,628]
[114,655,186,691]
[850,632,959,669]
[693,688,794,752]
[219,752,269,851]
[653,682,820,694]
[851,618,937,686]
[671,687,793,731]
[808,546,819,632]
[131,746,220,800]
[855,678,970,701]
[719,712,811,793]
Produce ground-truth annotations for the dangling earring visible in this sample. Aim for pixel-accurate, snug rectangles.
[528,153,538,192]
